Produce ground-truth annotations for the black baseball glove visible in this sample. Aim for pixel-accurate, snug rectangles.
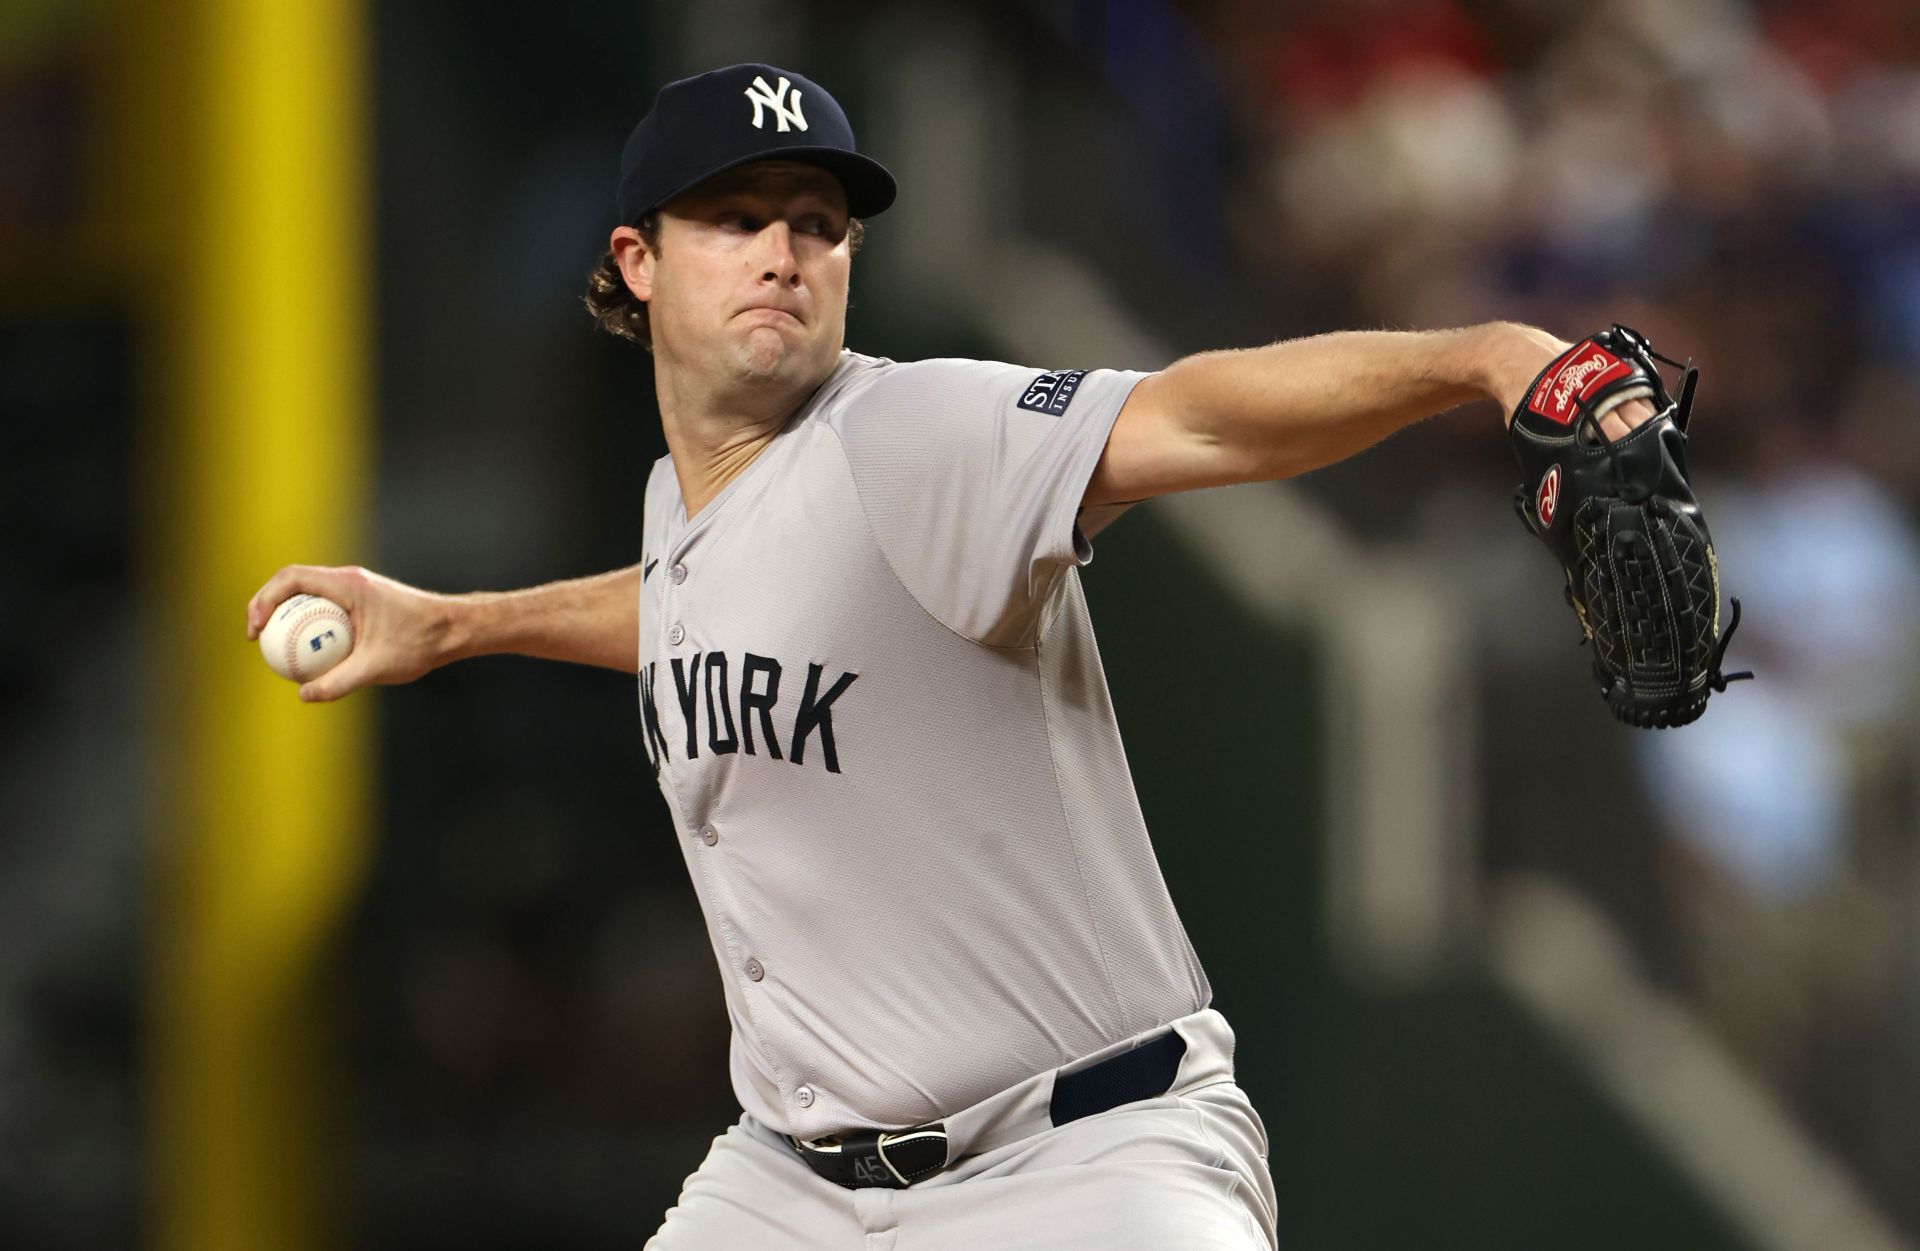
[1509,325,1752,728]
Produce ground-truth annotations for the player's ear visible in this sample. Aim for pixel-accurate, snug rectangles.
[611,225,655,303]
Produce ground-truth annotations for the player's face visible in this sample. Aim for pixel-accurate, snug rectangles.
[644,163,853,395]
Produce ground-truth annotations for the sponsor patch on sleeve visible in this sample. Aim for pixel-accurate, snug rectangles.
[1526,340,1633,427]
[1017,369,1088,417]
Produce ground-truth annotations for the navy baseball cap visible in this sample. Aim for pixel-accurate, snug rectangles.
[616,64,897,225]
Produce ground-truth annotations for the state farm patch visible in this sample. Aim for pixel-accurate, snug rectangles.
[1017,369,1087,417]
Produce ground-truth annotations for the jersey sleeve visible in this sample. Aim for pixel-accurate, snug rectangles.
[821,357,1149,647]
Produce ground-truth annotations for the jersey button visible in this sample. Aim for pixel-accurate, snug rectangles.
[669,563,688,585]
[794,1085,815,1109]
[743,958,764,982]
[700,825,719,846]
[667,623,685,646]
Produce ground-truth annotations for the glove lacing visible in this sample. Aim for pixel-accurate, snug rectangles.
[1706,597,1756,693]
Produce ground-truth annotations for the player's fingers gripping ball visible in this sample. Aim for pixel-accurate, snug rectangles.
[259,594,354,683]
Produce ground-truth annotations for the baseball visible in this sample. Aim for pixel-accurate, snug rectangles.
[259,594,354,682]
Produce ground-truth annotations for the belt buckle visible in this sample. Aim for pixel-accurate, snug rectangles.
[795,1125,949,1189]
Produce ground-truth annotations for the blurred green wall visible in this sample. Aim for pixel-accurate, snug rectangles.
[1086,513,1748,1250]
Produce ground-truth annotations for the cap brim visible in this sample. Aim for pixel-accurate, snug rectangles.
[648,147,898,220]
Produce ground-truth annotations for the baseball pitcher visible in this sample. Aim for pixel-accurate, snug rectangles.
[247,63,1744,1249]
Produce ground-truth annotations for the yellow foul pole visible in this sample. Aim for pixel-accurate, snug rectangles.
[142,0,372,1246]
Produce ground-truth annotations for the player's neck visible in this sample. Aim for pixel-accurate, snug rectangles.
[654,364,810,519]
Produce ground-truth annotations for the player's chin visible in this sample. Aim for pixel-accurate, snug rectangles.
[732,329,818,385]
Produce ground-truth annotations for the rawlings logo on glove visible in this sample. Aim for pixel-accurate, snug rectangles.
[1509,325,1753,728]
[1530,346,1635,425]
[1536,465,1562,528]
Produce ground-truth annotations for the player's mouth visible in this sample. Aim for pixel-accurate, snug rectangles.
[737,303,805,325]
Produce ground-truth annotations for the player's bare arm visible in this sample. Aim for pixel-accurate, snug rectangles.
[1087,322,1653,507]
[245,563,642,701]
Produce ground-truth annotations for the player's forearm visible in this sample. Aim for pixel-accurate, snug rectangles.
[1158,322,1555,482]
[443,565,642,674]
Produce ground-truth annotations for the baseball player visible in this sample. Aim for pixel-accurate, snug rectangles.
[247,64,1655,1249]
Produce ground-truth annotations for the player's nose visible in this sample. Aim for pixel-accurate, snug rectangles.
[753,221,801,286]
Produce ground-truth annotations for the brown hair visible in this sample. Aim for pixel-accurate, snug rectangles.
[583,213,866,350]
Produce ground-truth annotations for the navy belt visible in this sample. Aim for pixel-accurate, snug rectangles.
[791,1029,1188,1189]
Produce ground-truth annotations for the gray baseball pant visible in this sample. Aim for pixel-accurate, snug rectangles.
[645,1009,1277,1250]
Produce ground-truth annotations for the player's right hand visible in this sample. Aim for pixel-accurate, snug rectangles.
[246,565,453,702]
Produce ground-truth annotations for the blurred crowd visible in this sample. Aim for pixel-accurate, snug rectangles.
[1202,0,1920,1224]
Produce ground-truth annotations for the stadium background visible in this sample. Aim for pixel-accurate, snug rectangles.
[3,0,1918,1248]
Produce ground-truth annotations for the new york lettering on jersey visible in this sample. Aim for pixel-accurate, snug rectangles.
[639,652,860,774]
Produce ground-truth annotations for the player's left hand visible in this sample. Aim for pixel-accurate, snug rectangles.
[1505,322,1753,727]
[1489,323,1655,441]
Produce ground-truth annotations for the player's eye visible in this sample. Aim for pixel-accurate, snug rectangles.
[801,214,850,243]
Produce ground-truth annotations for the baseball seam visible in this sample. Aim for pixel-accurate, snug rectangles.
[281,605,351,681]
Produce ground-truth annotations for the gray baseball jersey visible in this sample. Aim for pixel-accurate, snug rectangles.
[637,349,1211,1142]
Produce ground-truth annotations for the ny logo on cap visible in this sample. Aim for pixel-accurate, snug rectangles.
[744,74,808,133]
